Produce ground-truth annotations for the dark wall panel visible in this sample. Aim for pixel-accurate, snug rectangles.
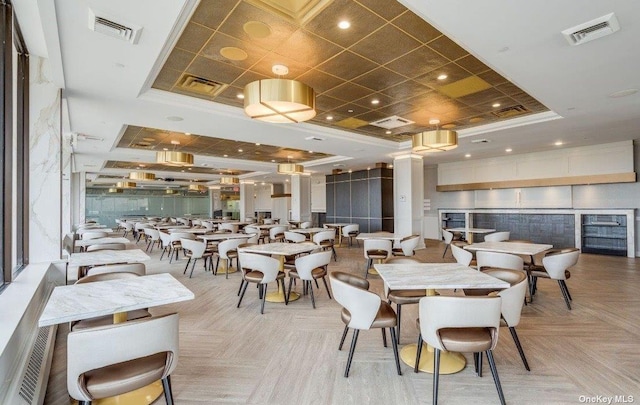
[369,178,382,218]
[325,183,335,217]
[351,179,369,218]
[381,178,394,218]
[335,181,351,216]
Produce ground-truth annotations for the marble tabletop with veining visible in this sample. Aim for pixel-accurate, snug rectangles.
[356,232,402,241]
[290,228,326,234]
[197,233,249,241]
[374,262,510,290]
[238,242,318,256]
[76,227,114,234]
[464,241,553,255]
[69,249,150,267]
[74,237,131,247]
[38,273,194,327]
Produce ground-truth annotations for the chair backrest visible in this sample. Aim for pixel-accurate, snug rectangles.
[269,226,288,239]
[238,252,280,283]
[244,225,259,234]
[180,238,206,258]
[170,232,195,242]
[81,231,108,240]
[202,221,214,230]
[331,270,370,290]
[451,244,473,266]
[219,222,239,233]
[159,231,172,246]
[192,219,202,226]
[145,228,160,240]
[442,229,454,244]
[263,218,274,225]
[398,234,420,256]
[245,233,259,244]
[123,222,134,231]
[76,270,141,284]
[86,243,126,252]
[300,221,312,229]
[342,224,359,237]
[86,263,146,277]
[419,296,502,351]
[295,251,332,280]
[483,269,528,327]
[542,248,580,280]
[284,231,306,243]
[476,251,523,272]
[363,239,392,259]
[484,231,511,242]
[218,238,248,259]
[330,272,381,330]
[67,313,179,402]
[313,229,335,245]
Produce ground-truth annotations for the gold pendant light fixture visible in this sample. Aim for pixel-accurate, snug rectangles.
[188,184,207,192]
[129,171,156,181]
[243,65,316,123]
[108,188,123,193]
[116,181,136,188]
[277,163,304,174]
[412,120,458,152]
[156,140,194,166]
[165,189,178,195]
[220,176,240,185]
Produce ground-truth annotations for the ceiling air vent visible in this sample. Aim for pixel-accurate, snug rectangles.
[471,139,491,144]
[88,9,142,44]
[369,115,415,129]
[562,13,620,46]
[177,73,227,96]
[491,105,530,118]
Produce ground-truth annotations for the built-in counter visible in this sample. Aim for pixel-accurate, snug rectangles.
[439,209,635,258]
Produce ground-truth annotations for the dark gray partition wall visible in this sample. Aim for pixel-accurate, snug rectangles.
[325,168,393,232]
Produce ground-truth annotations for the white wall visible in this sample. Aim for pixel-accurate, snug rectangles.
[310,175,326,212]
[254,184,272,212]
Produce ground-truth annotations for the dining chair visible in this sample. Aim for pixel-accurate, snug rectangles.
[484,231,511,242]
[216,238,248,278]
[122,222,134,238]
[300,221,312,229]
[313,229,337,262]
[529,248,580,309]
[181,238,214,278]
[451,244,475,268]
[159,231,173,261]
[269,225,288,243]
[237,252,287,313]
[329,271,402,378]
[363,239,392,278]
[86,262,146,277]
[263,218,274,225]
[383,257,425,344]
[85,243,126,252]
[286,250,332,308]
[67,313,179,405]
[219,222,238,233]
[442,229,468,258]
[392,234,420,257]
[169,232,195,262]
[476,251,524,273]
[284,230,306,243]
[244,226,265,244]
[416,295,505,405]
[342,224,360,247]
[144,228,161,252]
[81,231,108,240]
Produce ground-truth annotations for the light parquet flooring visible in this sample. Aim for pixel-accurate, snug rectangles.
[44,238,640,404]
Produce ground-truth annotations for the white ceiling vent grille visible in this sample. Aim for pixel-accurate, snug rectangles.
[369,115,415,129]
[88,9,142,44]
[562,13,620,46]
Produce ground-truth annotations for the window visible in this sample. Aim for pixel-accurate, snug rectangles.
[1,0,29,290]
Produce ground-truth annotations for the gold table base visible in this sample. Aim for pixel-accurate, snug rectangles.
[400,343,466,374]
[73,378,163,405]
[265,289,300,303]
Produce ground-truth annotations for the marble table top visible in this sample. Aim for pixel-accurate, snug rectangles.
[323,223,351,227]
[254,224,286,229]
[239,242,318,256]
[356,232,402,241]
[168,228,210,234]
[69,249,151,267]
[76,227,114,235]
[447,228,496,234]
[156,224,190,230]
[38,273,194,327]
[464,241,553,255]
[291,227,325,234]
[197,233,250,241]
[374,263,510,291]
[75,237,131,247]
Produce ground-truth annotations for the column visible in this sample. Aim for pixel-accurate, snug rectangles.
[239,182,255,221]
[210,187,222,218]
[29,56,62,261]
[393,154,425,248]
[290,174,311,222]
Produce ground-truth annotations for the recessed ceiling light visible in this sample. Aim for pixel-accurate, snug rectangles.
[170,140,180,145]
[385,130,392,134]
[223,154,228,157]
[388,164,393,169]
[261,182,265,185]
[437,74,448,80]
[367,167,371,170]
[308,150,313,153]
[166,116,183,121]
[555,141,563,146]
[185,132,191,136]
[338,20,351,29]
[271,159,276,162]
[237,93,245,99]
[371,99,379,105]
[326,115,333,120]
[492,103,501,108]
[255,143,261,146]
[505,148,513,152]
[238,149,243,152]
[428,119,440,125]
[188,168,192,170]
[348,170,353,173]
[287,155,293,159]
[465,154,471,158]
[608,88,638,98]
[181,170,185,172]
[347,109,354,113]
[285,179,289,182]
[163,148,168,151]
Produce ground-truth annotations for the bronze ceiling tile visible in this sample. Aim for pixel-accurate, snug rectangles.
[380,80,432,99]
[351,67,406,91]
[332,103,368,116]
[175,22,214,53]
[317,50,377,81]
[274,29,343,67]
[355,0,407,21]
[374,101,416,117]
[186,56,245,85]
[315,94,346,111]
[437,76,492,99]
[352,92,394,109]
[405,90,450,108]
[312,111,348,124]
[335,117,369,129]
[163,48,197,72]
[426,35,468,61]
[323,81,372,102]
[384,45,450,79]
[217,2,299,51]
[171,87,216,102]
[390,11,442,44]
[230,70,270,88]
[152,68,182,91]
[478,70,509,86]
[479,96,518,111]
[249,55,310,79]
[295,69,345,94]
[213,86,245,107]
[191,0,239,30]
[200,32,269,69]
[413,63,471,89]
[404,109,441,127]
[438,105,484,122]
[352,109,388,123]
[496,82,525,97]
[456,54,491,74]
[457,88,505,107]
[304,0,386,48]
[349,24,420,65]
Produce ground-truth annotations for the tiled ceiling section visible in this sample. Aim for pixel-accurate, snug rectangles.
[96,173,213,182]
[104,160,251,175]
[117,125,331,163]
[152,0,548,141]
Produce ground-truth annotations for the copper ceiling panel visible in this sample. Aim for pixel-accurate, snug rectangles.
[104,161,250,176]
[151,0,549,141]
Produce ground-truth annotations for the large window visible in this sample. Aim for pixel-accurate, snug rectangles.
[1,0,29,289]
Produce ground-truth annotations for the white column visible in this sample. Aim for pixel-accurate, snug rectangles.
[210,188,221,217]
[29,56,62,262]
[290,174,311,222]
[239,182,255,221]
[393,154,425,248]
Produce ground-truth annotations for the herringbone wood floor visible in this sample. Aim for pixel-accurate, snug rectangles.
[44,238,640,404]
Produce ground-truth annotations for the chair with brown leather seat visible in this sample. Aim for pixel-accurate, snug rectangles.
[67,313,179,405]
[451,244,477,268]
[392,234,420,257]
[484,231,511,242]
[330,271,402,378]
[181,238,214,278]
[313,229,337,262]
[237,252,288,314]
[342,224,360,247]
[383,257,425,344]
[286,250,332,308]
[86,262,146,277]
[442,229,468,258]
[416,296,505,405]
[528,248,580,309]
[215,238,248,279]
[85,243,126,252]
[363,239,392,278]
